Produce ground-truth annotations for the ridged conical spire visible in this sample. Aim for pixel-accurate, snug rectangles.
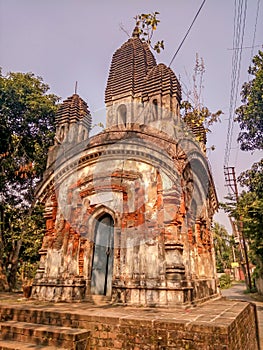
[105,37,156,103]
[143,63,181,101]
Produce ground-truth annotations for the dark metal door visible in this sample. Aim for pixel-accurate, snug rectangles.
[91,215,114,295]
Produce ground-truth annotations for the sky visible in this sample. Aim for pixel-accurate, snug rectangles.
[0,0,262,231]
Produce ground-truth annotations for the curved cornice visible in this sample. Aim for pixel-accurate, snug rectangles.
[36,124,218,213]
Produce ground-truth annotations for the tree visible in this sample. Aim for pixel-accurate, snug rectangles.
[133,12,164,53]
[0,70,59,290]
[236,160,263,276]
[1,203,46,290]
[0,70,59,202]
[235,192,263,269]
[212,222,234,273]
[235,50,263,151]
[231,50,263,290]
[238,158,263,197]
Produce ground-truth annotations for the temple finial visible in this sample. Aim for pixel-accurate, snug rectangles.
[74,81,78,94]
[132,26,140,37]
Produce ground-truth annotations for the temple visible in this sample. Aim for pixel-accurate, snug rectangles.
[31,31,219,306]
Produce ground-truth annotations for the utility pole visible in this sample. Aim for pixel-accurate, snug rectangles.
[224,166,252,290]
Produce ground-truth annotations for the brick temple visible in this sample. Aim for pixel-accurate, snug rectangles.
[31,30,219,306]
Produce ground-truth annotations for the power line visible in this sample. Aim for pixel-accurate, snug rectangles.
[232,0,247,166]
[224,0,248,166]
[169,0,206,67]
[249,0,261,80]
[224,0,239,166]
[227,45,261,50]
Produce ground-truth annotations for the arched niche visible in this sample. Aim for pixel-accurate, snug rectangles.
[117,104,127,126]
[59,125,65,142]
[152,99,158,120]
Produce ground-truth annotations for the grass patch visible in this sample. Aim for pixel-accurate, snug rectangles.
[219,274,232,289]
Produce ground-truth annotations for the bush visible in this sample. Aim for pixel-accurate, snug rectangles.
[219,274,232,289]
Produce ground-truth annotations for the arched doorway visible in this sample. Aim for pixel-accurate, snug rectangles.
[91,214,114,296]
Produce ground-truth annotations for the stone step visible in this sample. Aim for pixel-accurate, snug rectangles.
[0,321,90,349]
[0,339,68,349]
[89,295,111,305]
[0,307,78,328]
